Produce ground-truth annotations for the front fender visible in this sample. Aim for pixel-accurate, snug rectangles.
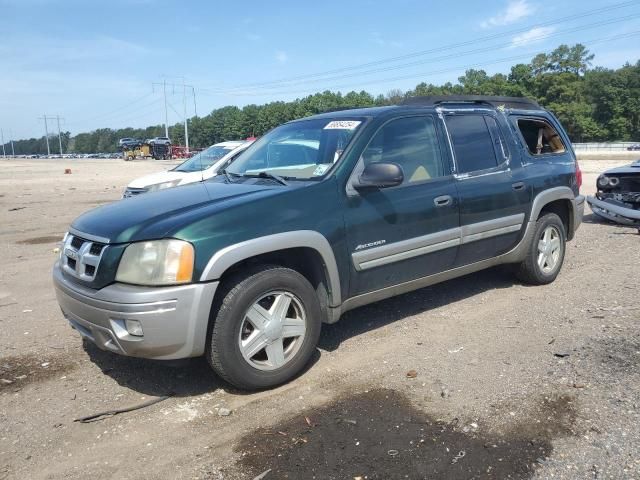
[199,230,342,306]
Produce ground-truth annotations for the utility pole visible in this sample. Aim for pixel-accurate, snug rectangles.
[182,78,189,153]
[163,79,169,138]
[56,115,64,155]
[9,130,15,157]
[39,115,51,155]
[192,86,198,117]
[0,129,5,159]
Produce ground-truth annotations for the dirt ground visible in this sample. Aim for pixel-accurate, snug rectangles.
[0,156,639,480]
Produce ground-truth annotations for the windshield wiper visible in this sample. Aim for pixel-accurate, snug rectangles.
[239,171,289,185]
[220,169,241,183]
[257,171,289,185]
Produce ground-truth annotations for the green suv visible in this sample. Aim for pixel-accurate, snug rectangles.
[53,96,584,390]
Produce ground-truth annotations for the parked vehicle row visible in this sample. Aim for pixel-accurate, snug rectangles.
[118,137,172,149]
[53,96,584,390]
[9,153,123,159]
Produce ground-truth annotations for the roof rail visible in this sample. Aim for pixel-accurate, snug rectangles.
[401,95,542,110]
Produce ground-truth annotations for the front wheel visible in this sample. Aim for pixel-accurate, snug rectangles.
[207,265,322,390]
[516,212,566,285]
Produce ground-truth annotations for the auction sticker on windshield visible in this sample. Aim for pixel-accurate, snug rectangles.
[324,120,361,130]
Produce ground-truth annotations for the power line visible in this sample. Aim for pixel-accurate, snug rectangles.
[200,12,640,95]
[226,30,640,98]
[66,92,155,126]
[105,102,164,126]
[199,0,640,94]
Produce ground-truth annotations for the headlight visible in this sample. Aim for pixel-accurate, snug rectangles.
[597,176,609,187]
[147,180,181,192]
[116,239,194,286]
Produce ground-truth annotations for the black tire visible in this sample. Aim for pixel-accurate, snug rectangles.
[516,212,566,285]
[207,265,322,390]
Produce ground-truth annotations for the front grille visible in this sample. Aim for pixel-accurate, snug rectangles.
[71,236,83,249]
[61,233,107,282]
[617,175,640,193]
[123,187,148,198]
[89,243,104,255]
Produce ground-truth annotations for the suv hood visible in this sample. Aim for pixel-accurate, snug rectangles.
[72,181,286,244]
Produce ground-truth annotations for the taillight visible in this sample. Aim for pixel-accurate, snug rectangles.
[576,161,582,190]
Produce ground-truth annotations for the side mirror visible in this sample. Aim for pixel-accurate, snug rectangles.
[353,162,404,190]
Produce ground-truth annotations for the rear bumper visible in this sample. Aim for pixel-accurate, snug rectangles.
[53,261,218,360]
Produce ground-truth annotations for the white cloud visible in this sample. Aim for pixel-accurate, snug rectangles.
[275,50,289,64]
[510,26,556,48]
[481,0,536,28]
[370,32,403,48]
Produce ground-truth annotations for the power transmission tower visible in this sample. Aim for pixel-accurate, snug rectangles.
[8,129,15,157]
[38,115,64,155]
[38,115,51,155]
[152,79,196,152]
[56,115,64,154]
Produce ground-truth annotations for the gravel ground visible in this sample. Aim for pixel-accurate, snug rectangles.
[0,157,638,480]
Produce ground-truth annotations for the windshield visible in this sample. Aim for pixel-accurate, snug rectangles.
[174,145,238,172]
[227,118,364,180]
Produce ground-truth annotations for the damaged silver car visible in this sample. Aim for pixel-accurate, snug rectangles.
[587,159,640,226]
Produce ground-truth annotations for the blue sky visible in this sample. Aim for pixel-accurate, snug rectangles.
[2,0,640,140]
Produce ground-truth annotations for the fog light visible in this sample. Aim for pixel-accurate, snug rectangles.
[125,319,143,337]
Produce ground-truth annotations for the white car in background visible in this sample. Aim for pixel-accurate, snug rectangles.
[123,140,253,198]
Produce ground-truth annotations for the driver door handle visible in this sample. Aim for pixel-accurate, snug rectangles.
[512,181,525,191]
[434,195,453,207]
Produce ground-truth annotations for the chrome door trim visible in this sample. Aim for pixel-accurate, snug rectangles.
[340,217,537,315]
[460,213,525,244]
[351,214,525,271]
[352,227,461,271]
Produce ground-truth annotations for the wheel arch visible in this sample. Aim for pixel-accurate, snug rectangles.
[530,187,577,240]
[199,231,342,308]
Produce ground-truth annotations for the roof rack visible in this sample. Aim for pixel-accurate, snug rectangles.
[401,95,542,110]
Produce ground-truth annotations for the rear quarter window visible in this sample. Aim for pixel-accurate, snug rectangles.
[515,118,566,156]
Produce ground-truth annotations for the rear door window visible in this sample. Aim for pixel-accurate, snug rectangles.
[445,115,501,174]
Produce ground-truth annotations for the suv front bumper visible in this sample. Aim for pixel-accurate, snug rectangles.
[53,262,218,360]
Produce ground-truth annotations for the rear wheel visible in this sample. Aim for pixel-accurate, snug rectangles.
[207,265,322,390]
[516,213,566,285]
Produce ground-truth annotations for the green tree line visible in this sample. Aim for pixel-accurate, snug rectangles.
[4,44,640,155]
